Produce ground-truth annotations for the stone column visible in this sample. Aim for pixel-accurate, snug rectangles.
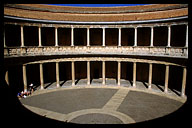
[150,27,154,47]
[55,27,58,46]
[148,63,152,89]
[87,28,90,46]
[185,25,188,47]
[102,28,105,46]
[87,61,90,85]
[164,65,169,93]
[40,63,44,89]
[134,27,137,46]
[118,28,121,47]
[167,26,171,47]
[181,67,187,97]
[4,28,6,47]
[5,71,9,85]
[22,65,27,92]
[102,61,106,85]
[38,27,42,47]
[133,62,136,87]
[21,26,24,47]
[71,27,74,46]
[56,62,60,87]
[72,61,75,86]
[117,61,121,86]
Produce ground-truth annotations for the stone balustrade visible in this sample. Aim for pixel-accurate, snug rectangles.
[4,46,187,58]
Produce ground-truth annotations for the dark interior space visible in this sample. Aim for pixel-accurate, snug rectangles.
[5,24,21,47]
[171,25,186,47]
[41,27,55,46]
[169,66,183,92]
[43,62,56,83]
[24,26,38,46]
[121,28,134,46]
[59,62,72,81]
[58,28,71,46]
[75,61,87,79]
[137,27,150,46]
[136,63,149,82]
[90,28,102,46]
[106,28,118,46]
[91,61,102,79]
[121,62,133,81]
[26,64,40,87]
[74,28,87,46]
[106,61,117,79]
[8,65,23,93]
[153,26,168,46]
[152,64,165,86]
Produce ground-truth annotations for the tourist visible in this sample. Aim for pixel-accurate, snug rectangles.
[29,83,34,94]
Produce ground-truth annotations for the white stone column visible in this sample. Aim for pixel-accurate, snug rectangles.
[55,27,58,46]
[87,61,90,85]
[133,62,136,87]
[38,27,42,47]
[87,28,90,46]
[118,28,121,47]
[181,67,187,97]
[117,61,121,86]
[185,25,188,47]
[164,65,169,93]
[21,26,24,47]
[167,26,171,47]
[56,62,60,87]
[22,65,27,92]
[5,71,9,85]
[148,63,152,89]
[102,28,105,46]
[40,63,44,89]
[150,27,154,47]
[134,27,137,46]
[102,61,106,85]
[71,27,74,46]
[4,29,6,47]
[72,61,75,86]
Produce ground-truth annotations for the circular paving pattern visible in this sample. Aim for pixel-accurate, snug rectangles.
[20,87,184,124]
[71,113,123,124]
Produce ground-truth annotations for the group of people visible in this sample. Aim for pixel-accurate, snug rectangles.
[17,83,34,98]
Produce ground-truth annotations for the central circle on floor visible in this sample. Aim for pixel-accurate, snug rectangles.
[70,113,123,124]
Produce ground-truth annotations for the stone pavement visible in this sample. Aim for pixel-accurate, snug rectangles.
[20,87,184,124]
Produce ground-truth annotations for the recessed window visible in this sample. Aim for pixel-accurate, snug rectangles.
[121,28,134,46]
[154,26,168,46]
[137,27,150,46]
[171,25,186,47]
[24,26,38,46]
[5,24,21,47]
[74,28,87,46]
[106,28,118,46]
[58,28,71,46]
[90,28,102,46]
[41,27,55,46]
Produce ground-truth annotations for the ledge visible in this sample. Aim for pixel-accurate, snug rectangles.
[4,46,188,59]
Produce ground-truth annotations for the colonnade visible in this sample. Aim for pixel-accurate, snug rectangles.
[16,61,187,97]
[4,23,188,48]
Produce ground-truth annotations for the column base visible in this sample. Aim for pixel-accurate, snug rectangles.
[181,94,187,98]
[56,84,60,88]
[164,89,168,93]
[40,86,44,90]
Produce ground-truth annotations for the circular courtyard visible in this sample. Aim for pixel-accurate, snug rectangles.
[20,87,184,124]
